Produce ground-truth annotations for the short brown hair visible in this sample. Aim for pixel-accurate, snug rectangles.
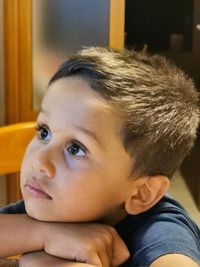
[50,47,200,178]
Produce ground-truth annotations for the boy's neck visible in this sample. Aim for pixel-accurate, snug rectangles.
[98,206,128,226]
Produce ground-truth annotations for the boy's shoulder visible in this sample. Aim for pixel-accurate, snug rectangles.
[0,200,25,214]
[115,195,200,267]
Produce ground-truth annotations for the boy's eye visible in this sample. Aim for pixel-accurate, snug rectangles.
[66,142,87,158]
[35,124,51,141]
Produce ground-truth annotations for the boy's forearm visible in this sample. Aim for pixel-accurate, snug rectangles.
[0,215,129,266]
[19,251,97,267]
[0,214,46,257]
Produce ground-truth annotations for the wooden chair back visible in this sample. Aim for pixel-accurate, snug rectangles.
[0,122,35,175]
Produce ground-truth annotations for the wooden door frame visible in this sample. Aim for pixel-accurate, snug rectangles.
[109,0,125,49]
[4,0,36,202]
[3,0,125,203]
[4,0,37,124]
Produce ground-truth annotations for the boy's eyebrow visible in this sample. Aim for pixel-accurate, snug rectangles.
[74,125,101,146]
[39,108,101,146]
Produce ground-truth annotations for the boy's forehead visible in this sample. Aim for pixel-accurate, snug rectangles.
[44,78,109,109]
[41,77,123,136]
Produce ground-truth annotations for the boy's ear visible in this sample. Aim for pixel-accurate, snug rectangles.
[125,175,170,215]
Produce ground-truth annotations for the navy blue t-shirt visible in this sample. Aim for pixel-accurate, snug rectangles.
[1,195,200,266]
[115,195,200,266]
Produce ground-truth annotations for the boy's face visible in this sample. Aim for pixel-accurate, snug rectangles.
[20,77,135,225]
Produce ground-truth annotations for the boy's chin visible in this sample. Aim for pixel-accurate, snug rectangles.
[24,203,82,222]
[25,207,47,221]
[24,200,53,222]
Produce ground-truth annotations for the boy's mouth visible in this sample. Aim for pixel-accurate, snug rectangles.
[25,178,52,200]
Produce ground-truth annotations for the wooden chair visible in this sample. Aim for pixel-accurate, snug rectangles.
[0,122,36,265]
[0,122,36,201]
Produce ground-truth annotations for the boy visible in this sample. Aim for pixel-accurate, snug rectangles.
[0,47,199,267]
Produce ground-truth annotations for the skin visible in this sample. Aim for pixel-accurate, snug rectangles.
[0,214,129,266]
[20,77,135,225]
[0,77,131,267]
[3,76,197,267]
[150,254,200,267]
[19,252,200,267]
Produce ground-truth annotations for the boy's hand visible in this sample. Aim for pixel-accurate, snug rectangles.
[43,222,130,267]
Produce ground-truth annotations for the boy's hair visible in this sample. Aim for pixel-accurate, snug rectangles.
[49,47,199,178]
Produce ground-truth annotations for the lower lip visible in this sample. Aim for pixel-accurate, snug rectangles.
[25,185,51,199]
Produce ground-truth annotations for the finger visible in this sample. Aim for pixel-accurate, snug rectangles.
[97,245,112,267]
[84,250,102,267]
[110,230,130,266]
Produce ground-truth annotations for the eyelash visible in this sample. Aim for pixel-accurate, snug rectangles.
[65,141,87,159]
[35,124,50,141]
[35,123,88,158]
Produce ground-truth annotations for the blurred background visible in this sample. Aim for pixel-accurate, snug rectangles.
[0,0,199,224]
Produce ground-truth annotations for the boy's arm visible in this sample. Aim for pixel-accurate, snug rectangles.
[150,254,199,267]
[19,251,97,267]
[0,214,129,266]
[0,214,45,257]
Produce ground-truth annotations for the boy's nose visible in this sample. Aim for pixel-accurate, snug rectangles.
[31,149,56,179]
